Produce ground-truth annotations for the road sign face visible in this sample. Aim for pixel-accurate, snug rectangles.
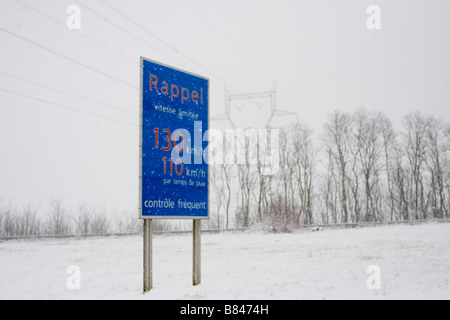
[139,57,209,219]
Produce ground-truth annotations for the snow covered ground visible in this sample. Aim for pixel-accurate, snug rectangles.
[0,222,449,300]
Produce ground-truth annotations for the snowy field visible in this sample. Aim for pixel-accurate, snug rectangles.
[0,223,449,300]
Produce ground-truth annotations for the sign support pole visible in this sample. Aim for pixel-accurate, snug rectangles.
[143,219,153,292]
[193,219,201,286]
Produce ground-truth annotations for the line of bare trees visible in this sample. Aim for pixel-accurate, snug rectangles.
[210,109,450,230]
[2,109,449,236]
[0,201,144,238]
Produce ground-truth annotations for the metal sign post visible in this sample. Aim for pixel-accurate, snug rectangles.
[139,57,209,293]
[143,219,152,292]
[193,219,201,286]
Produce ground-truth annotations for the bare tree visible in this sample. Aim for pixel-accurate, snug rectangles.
[346,112,362,222]
[278,127,297,224]
[75,204,90,235]
[19,204,41,236]
[291,123,316,225]
[425,116,448,218]
[321,148,339,224]
[235,131,257,228]
[392,142,410,220]
[46,200,71,235]
[353,110,385,222]
[380,114,397,221]
[211,164,224,229]
[221,164,233,229]
[255,140,269,223]
[324,111,352,223]
[445,124,450,218]
[0,205,15,237]
[404,112,429,220]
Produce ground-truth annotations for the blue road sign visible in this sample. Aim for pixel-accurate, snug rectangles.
[139,58,209,219]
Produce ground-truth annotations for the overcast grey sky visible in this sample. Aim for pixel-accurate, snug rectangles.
[1,0,449,211]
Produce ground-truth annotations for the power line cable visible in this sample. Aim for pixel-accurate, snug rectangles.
[0,26,137,89]
[0,87,136,127]
[95,0,265,107]
[14,0,223,110]
[11,0,136,65]
[97,0,243,94]
[0,71,136,115]
[99,0,185,55]
[72,0,227,107]
[72,0,188,70]
[180,0,242,53]
[6,1,244,122]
